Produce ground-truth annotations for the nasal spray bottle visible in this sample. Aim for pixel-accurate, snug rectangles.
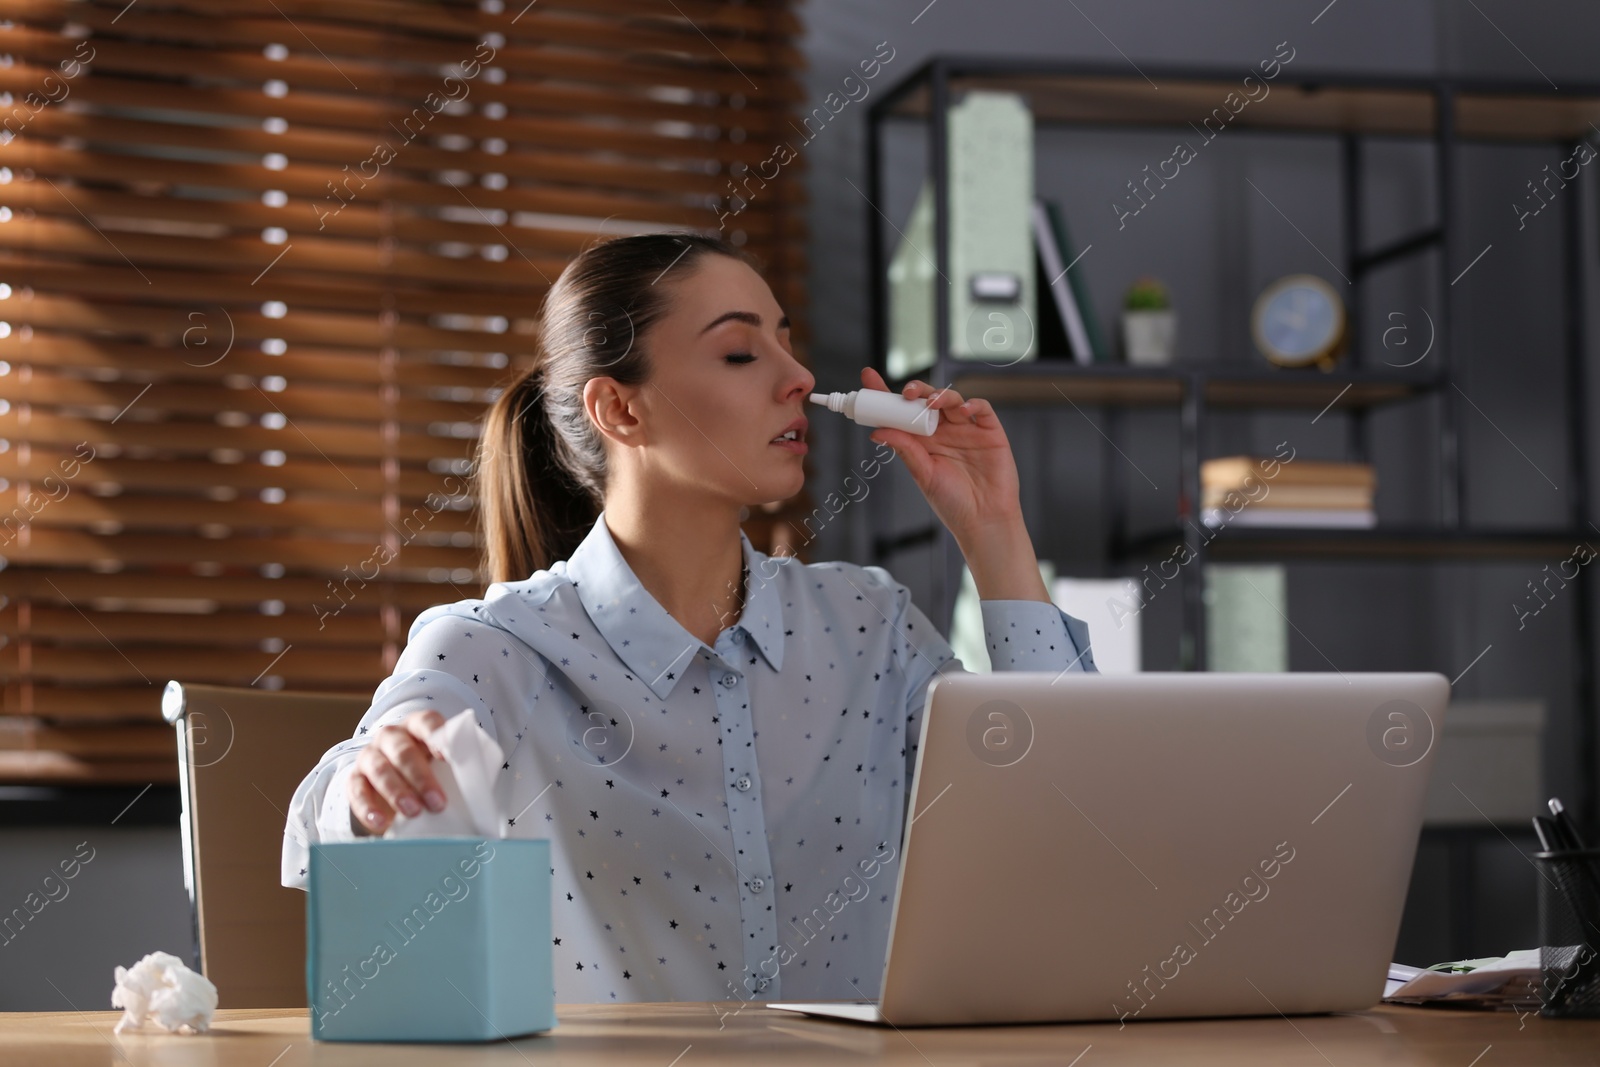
[809,390,940,436]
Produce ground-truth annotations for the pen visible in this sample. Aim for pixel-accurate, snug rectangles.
[1532,814,1560,853]
[1548,797,1589,852]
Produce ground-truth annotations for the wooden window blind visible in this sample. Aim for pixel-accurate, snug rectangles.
[0,0,810,783]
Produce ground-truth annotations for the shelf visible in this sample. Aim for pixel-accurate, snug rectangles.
[947,365,1182,406]
[895,360,1441,409]
[867,52,1598,832]
[891,72,1436,136]
[1118,525,1595,562]
[1199,370,1428,409]
[880,60,1600,143]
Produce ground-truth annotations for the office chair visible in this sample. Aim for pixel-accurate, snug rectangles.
[162,680,367,1008]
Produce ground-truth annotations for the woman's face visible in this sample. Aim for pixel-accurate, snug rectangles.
[592,253,815,508]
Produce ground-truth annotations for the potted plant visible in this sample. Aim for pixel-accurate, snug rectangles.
[1122,276,1176,366]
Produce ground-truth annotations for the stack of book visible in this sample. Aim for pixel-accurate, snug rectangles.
[1201,456,1376,528]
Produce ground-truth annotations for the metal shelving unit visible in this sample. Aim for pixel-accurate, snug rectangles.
[864,57,1599,833]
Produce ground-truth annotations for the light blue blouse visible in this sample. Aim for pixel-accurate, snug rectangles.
[282,510,1096,1005]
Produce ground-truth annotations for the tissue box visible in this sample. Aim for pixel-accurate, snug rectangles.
[307,838,555,1042]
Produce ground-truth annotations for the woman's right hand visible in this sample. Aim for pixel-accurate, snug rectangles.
[348,709,448,835]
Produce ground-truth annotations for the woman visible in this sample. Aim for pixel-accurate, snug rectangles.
[282,232,1097,1006]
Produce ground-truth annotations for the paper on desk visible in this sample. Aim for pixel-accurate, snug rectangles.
[1384,949,1542,1005]
[381,709,506,839]
[1383,963,1427,999]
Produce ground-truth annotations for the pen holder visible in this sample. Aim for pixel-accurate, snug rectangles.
[1533,848,1600,1018]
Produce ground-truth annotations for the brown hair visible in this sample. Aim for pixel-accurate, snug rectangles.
[473,231,761,584]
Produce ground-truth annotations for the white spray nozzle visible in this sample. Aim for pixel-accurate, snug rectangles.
[807,389,938,436]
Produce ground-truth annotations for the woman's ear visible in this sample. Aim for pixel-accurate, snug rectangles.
[584,376,646,448]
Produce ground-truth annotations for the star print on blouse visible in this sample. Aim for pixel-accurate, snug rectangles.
[281,509,1096,1005]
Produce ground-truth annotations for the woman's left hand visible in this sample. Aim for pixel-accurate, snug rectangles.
[859,367,1022,544]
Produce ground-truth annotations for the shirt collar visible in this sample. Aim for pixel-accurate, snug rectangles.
[567,509,785,699]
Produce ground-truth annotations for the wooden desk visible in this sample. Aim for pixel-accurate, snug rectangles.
[3,1002,1597,1065]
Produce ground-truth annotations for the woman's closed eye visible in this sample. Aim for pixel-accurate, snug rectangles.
[725,353,755,364]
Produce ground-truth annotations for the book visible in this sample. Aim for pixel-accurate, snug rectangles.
[1201,485,1373,510]
[1031,198,1093,364]
[1202,456,1376,490]
[1032,240,1074,362]
[1042,199,1107,362]
[1202,507,1377,528]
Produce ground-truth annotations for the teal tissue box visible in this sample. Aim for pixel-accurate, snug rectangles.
[307,838,555,1042]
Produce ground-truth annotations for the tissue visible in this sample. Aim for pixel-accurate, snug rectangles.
[111,950,218,1034]
[382,709,507,839]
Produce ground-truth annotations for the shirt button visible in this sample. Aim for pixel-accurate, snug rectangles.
[749,877,765,893]
[755,977,771,992]
[735,775,752,792]
[720,673,737,688]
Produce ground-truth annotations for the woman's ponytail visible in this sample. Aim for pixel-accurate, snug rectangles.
[473,232,761,585]
[474,360,596,584]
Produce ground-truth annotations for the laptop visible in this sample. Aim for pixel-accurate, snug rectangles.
[770,670,1449,1027]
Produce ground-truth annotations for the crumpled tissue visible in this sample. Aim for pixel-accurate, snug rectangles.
[111,950,218,1034]
[382,708,507,838]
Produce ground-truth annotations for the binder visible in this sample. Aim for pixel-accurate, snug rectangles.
[1031,198,1093,364]
[1043,200,1108,363]
[949,91,1035,364]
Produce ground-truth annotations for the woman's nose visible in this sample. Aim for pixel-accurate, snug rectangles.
[783,357,815,399]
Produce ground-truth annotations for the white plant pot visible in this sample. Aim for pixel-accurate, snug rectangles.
[1123,309,1177,366]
